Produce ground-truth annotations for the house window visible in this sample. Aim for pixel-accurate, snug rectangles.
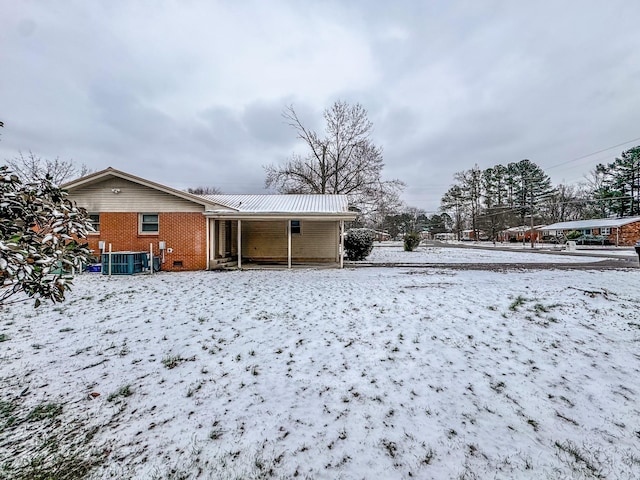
[601,227,611,235]
[88,213,100,233]
[140,213,159,234]
[290,220,301,235]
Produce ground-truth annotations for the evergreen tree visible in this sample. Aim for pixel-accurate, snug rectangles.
[593,146,640,217]
[479,165,513,240]
[0,167,93,307]
[509,159,555,225]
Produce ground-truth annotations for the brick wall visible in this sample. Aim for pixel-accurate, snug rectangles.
[620,222,640,246]
[86,212,207,271]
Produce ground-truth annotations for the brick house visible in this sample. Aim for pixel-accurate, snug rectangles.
[539,217,640,246]
[63,168,356,270]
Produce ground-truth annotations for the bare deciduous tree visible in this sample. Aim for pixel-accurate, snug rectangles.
[264,101,404,221]
[186,186,222,195]
[5,151,91,185]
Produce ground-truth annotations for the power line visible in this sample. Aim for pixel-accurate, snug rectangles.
[546,136,640,170]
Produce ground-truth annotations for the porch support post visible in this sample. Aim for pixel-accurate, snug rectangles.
[237,219,242,269]
[616,227,619,247]
[211,219,216,261]
[340,220,344,269]
[206,218,211,270]
[288,219,292,269]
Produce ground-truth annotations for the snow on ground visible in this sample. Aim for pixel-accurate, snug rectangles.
[363,243,622,264]
[1,249,640,479]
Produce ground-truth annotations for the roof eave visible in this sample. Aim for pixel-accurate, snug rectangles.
[203,211,357,220]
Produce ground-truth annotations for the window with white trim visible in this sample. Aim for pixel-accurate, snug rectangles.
[601,227,611,235]
[140,213,159,234]
[88,213,100,233]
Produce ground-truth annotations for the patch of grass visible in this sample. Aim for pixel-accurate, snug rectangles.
[533,303,549,313]
[509,296,527,311]
[0,399,18,430]
[186,380,205,398]
[162,354,185,369]
[107,385,132,402]
[119,342,130,357]
[1,382,113,479]
[490,380,506,393]
[554,440,605,478]
[27,402,63,422]
[10,450,100,480]
[381,439,398,458]
[421,447,435,465]
[556,411,579,426]
[0,333,9,342]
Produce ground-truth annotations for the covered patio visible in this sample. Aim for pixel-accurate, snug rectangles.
[202,194,356,269]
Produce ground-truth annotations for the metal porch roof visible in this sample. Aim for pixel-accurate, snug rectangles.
[539,216,640,230]
[200,194,352,214]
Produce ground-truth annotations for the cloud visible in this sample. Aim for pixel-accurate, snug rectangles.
[1,0,640,210]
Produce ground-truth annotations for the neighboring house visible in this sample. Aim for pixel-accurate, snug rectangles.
[539,217,640,246]
[434,232,456,241]
[498,225,546,243]
[63,167,356,270]
[460,229,490,241]
[373,231,391,242]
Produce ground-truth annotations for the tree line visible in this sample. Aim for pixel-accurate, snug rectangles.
[3,106,638,246]
[436,147,640,241]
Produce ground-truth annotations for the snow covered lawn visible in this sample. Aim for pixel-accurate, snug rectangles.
[363,244,609,264]
[1,261,640,479]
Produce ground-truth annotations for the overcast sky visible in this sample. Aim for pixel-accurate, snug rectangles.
[2,1,639,212]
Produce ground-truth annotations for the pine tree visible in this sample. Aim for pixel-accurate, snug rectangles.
[594,146,640,217]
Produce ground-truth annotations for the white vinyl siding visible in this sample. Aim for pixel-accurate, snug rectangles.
[67,178,212,213]
[241,220,337,260]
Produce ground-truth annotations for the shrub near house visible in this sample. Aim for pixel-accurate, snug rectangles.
[344,229,375,261]
[403,232,421,251]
